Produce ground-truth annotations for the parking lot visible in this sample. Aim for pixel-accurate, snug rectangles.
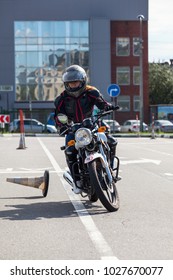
[0,134,173,261]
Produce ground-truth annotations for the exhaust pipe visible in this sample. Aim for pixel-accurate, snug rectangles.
[63,171,74,187]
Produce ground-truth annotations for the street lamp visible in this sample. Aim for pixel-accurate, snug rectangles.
[137,14,145,132]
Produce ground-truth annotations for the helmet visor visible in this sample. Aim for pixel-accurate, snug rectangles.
[63,71,84,83]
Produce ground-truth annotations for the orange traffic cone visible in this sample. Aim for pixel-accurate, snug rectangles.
[6,170,49,197]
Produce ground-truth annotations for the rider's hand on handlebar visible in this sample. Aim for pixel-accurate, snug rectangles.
[105,104,119,111]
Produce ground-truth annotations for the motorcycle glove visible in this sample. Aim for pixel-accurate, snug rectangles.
[105,104,120,111]
[105,104,114,111]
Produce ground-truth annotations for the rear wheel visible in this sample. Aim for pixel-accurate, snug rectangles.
[88,160,119,212]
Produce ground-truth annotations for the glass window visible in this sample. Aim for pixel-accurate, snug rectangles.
[80,38,89,48]
[16,68,27,84]
[16,84,27,101]
[54,38,66,45]
[70,21,80,37]
[15,52,26,67]
[70,38,80,45]
[116,38,130,56]
[117,95,130,111]
[26,52,39,67]
[54,22,66,37]
[15,38,26,45]
[79,21,89,37]
[133,66,140,85]
[26,38,38,45]
[26,45,39,51]
[116,67,130,85]
[133,96,140,111]
[24,120,31,125]
[15,44,26,51]
[15,22,26,37]
[133,37,140,56]
[14,21,89,101]
[25,22,38,37]
[41,22,54,37]
[42,38,54,45]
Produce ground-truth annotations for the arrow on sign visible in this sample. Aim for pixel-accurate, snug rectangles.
[107,84,120,97]
[121,158,161,165]
[0,115,10,123]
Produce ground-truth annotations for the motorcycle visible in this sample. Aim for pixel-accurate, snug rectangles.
[58,106,121,212]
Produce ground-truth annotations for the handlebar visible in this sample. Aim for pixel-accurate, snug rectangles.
[95,105,120,118]
[58,105,119,135]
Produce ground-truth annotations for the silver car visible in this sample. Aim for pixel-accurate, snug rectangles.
[121,119,148,132]
[9,119,57,133]
[151,120,173,133]
[104,119,121,133]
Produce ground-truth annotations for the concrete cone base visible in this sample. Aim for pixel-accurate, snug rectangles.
[42,170,49,197]
[6,170,49,197]
[17,133,26,149]
[151,132,156,139]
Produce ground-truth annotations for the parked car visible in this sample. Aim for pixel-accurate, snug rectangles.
[9,119,57,133]
[121,119,148,132]
[150,120,173,133]
[104,119,121,133]
[47,112,56,126]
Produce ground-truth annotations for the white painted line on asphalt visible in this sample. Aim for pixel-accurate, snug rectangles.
[37,138,62,173]
[20,167,53,171]
[37,137,118,260]
[142,147,173,157]
[0,170,59,174]
[164,173,173,176]
[121,158,161,165]
[59,174,118,260]
[0,168,13,172]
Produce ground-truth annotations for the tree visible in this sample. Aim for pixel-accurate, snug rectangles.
[149,63,173,104]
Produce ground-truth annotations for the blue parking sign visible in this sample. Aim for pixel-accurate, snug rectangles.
[107,84,120,97]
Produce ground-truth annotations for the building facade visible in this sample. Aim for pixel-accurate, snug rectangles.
[0,0,149,125]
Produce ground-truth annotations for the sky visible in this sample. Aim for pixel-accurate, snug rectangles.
[148,0,173,62]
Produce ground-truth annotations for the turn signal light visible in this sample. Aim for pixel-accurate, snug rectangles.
[98,126,106,132]
[67,140,75,146]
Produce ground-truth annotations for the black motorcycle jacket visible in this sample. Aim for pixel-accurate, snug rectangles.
[54,85,110,126]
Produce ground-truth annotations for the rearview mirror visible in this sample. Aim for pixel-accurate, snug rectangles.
[57,113,68,124]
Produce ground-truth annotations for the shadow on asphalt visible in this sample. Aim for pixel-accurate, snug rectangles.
[0,199,108,220]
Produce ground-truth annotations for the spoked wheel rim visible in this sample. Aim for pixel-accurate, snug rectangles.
[88,159,119,212]
[97,167,117,205]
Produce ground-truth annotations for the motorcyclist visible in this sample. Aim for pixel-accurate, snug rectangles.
[54,64,118,194]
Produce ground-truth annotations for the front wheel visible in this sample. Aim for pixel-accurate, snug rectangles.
[88,160,119,212]
[88,191,98,202]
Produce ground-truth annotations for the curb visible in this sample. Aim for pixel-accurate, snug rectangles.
[0,133,59,137]
[112,133,173,139]
[1,133,173,139]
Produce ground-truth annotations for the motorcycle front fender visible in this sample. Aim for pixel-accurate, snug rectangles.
[84,152,113,184]
[84,152,105,164]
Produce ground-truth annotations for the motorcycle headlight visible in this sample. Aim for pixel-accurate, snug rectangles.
[75,128,92,146]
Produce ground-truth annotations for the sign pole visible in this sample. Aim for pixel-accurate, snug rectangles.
[137,14,145,133]
[107,84,120,120]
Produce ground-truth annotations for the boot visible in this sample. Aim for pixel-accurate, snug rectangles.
[72,180,82,194]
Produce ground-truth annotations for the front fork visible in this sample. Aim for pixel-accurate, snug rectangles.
[112,155,120,182]
[85,149,113,184]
